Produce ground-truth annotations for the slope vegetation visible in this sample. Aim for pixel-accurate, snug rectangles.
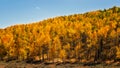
[0,6,120,63]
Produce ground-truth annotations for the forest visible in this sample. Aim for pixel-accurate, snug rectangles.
[0,6,120,64]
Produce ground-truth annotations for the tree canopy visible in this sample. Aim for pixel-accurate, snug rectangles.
[0,6,120,63]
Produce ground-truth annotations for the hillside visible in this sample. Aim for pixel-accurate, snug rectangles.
[0,6,120,65]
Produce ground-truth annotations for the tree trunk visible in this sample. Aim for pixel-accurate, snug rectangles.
[94,37,103,62]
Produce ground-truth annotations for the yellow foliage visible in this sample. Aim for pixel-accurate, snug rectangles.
[116,46,120,59]
[0,6,120,61]
[59,49,66,59]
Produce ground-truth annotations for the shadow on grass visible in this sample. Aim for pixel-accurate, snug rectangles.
[83,62,101,66]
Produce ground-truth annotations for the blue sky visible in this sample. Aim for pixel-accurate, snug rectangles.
[0,0,120,28]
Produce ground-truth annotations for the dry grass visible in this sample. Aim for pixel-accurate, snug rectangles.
[0,60,120,68]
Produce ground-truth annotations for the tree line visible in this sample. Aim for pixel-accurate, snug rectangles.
[0,6,120,63]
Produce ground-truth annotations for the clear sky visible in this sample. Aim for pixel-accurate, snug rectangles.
[0,0,120,28]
